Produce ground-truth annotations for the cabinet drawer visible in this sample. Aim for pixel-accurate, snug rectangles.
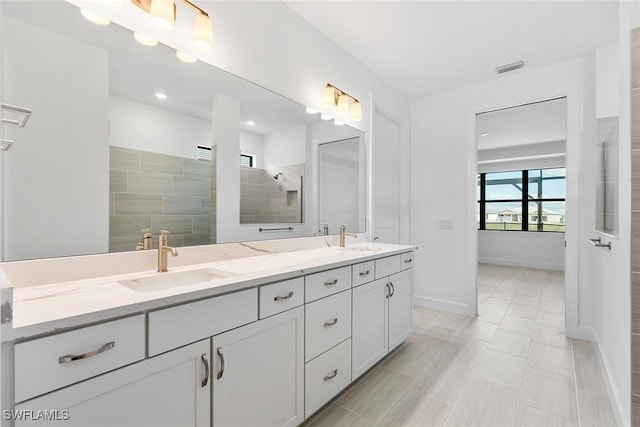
[149,288,257,356]
[352,260,375,287]
[375,255,402,279]
[305,290,351,362]
[259,277,304,319]
[401,252,414,270]
[305,338,352,418]
[14,315,145,403]
[305,266,351,303]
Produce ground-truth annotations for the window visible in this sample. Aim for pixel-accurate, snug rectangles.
[478,167,565,232]
[240,153,254,167]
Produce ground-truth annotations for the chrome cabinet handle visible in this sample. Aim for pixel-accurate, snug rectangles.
[385,283,390,299]
[404,258,412,264]
[324,279,338,287]
[359,270,370,277]
[274,291,294,301]
[216,347,225,380]
[324,369,338,381]
[201,353,210,387]
[390,282,395,297]
[324,318,338,327]
[58,341,115,364]
[589,237,611,250]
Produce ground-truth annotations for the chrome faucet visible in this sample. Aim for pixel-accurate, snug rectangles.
[314,223,330,236]
[135,229,152,251]
[157,230,178,272]
[339,224,357,248]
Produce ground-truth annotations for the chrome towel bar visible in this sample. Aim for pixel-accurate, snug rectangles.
[1,103,32,127]
[589,237,611,250]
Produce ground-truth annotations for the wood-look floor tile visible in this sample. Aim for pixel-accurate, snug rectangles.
[337,367,411,423]
[539,301,565,315]
[541,291,565,304]
[507,303,538,320]
[414,306,442,323]
[483,297,512,312]
[499,315,535,336]
[512,295,541,307]
[489,329,531,358]
[573,340,608,396]
[382,342,441,377]
[377,389,452,427]
[474,348,526,390]
[456,319,498,342]
[410,356,474,404]
[536,311,565,329]
[512,404,578,427]
[519,367,578,421]
[577,390,617,427]
[477,308,506,324]
[305,404,373,427]
[527,342,574,378]
[431,312,471,330]
[405,327,449,350]
[440,336,488,366]
[532,324,570,350]
[446,377,518,426]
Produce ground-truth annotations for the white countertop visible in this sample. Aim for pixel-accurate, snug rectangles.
[6,243,415,341]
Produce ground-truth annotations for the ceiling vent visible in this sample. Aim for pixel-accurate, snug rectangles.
[495,60,524,74]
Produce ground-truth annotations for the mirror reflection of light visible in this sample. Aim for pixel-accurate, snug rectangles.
[320,113,332,121]
[155,92,167,100]
[247,121,256,126]
[80,9,110,26]
[176,51,197,63]
[134,32,158,46]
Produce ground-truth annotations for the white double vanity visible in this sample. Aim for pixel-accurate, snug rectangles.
[1,240,415,426]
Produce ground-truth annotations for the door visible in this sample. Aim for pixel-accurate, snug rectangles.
[15,340,210,427]
[351,278,388,380]
[388,269,414,351]
[212,306,304,427]
[373,111,401,243]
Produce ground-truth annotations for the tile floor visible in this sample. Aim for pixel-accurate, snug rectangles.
[304,264,618,427]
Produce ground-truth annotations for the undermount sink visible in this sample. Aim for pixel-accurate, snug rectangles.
[337,245,382,252]
[118,268,235,293]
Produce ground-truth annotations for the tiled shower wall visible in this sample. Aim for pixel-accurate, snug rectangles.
[109,146,213,252]
[240,164,304,224]
[631,28,640,424]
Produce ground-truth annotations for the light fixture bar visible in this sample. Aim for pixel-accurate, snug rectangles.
[182,0,208,17]
[325,83,359,104]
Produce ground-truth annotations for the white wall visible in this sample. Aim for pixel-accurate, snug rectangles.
[239,131,264,169]
[263,126,306,169]
[596,44,620,119]
[109,96,211,159]
[478,231,565,270]
[3,16,109,261]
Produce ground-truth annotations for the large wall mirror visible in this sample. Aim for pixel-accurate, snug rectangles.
[1,1,366,262]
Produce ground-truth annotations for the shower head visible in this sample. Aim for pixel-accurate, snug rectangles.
[273,172,283,180]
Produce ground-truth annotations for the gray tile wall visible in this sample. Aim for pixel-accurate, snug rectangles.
[239,164,303,224]
[109,146,214,252]
[632,28,640,426]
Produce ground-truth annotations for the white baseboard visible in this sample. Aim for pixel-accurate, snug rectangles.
[478,256,564,271]
[414,295,474,317]
[578,326,628,426]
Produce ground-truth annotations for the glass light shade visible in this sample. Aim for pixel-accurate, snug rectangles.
[80,9,110,25]
[150,0,175,31]
[134,32,158,46]
[336,94,349,113]
[322,85,335,108]
[176,50,197,63]
[193,13,213,51]
[351,100,362,121]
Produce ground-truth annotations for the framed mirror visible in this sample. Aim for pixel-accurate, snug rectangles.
[1,0,366,261]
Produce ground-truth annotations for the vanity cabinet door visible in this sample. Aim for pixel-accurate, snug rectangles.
[212,306,304,427]
[14,340,210,427]
[351,278,389,380]
[388,269,414,351]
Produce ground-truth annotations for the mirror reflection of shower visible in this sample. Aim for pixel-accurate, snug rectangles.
[273,172,284,180]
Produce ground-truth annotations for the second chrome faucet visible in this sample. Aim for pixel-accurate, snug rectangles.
[157,230,178,272]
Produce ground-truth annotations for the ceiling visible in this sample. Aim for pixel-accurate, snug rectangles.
[285,1,619,100]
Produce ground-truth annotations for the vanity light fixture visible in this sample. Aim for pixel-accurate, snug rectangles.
[322,83,362,122]
[134,32,158,46]
[80,8,111,25]
[306,107,318,114]
[176,50,197,63]
[131,0,213,51]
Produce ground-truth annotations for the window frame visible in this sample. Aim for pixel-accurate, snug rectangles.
[477,167,566,233]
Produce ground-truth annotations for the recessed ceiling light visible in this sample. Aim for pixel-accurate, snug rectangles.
[306,107,318,114]
[155,92,167,100]
[247,121,255,126]
[80,8,110,25]
[320,113,332,121]
[134,32,158,47]
[176,50,197,63]
[480,133,489,137]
